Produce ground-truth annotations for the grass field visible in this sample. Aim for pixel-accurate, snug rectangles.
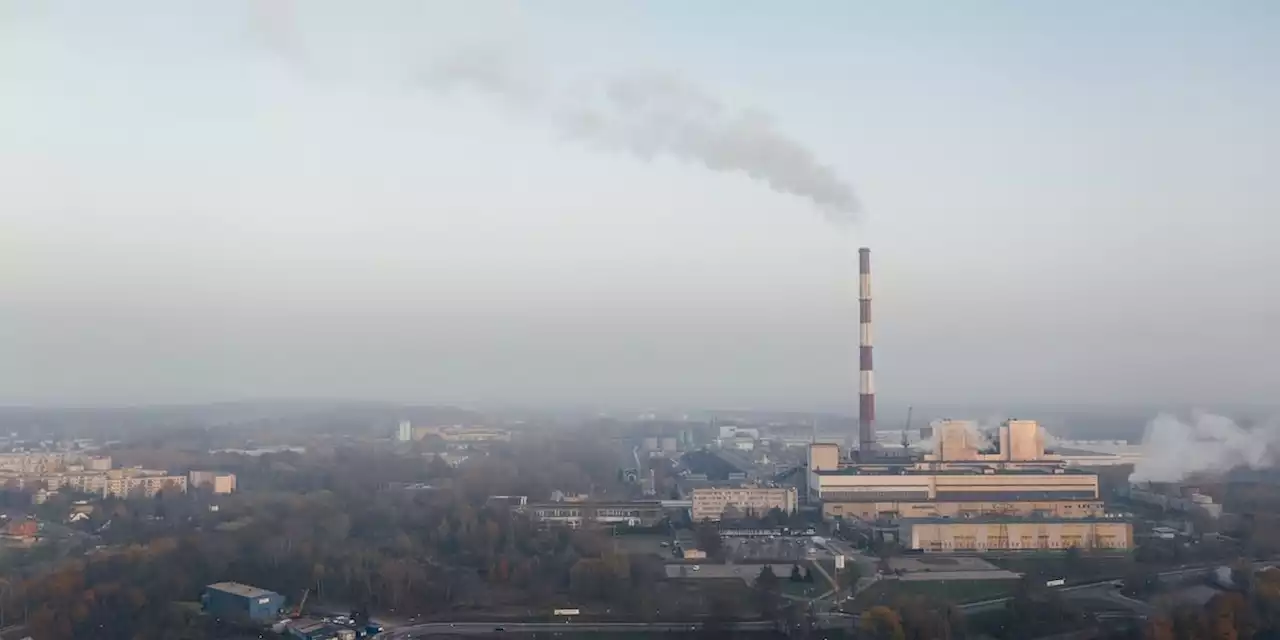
[849,579,1020,610]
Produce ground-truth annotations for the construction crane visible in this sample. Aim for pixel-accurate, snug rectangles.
[291,588,310,619]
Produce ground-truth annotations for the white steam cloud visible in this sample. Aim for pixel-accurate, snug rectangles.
[1129,412,1280,483]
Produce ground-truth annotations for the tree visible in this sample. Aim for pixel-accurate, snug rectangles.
[859,605,906,640]
[895,595,963,640]
[1141,615,1175,640]
[754,566,781,621]
[755,565,780,591]
[1205,592,1254,640]
[694,524,723,559]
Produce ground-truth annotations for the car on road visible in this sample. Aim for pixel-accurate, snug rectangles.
[494,626,505,632]
[692,565,700,571]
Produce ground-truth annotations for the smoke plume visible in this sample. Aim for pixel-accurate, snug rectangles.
[244,0,863,222]
[1129,412,1280,483]
[422,48,862,220]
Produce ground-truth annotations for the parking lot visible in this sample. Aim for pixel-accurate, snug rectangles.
[727,536,825,562]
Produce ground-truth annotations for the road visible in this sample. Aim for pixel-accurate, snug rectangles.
[954,560,1280,616]
[381,560,1280,637]
[379,620,782,638]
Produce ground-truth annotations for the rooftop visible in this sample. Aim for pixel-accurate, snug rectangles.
[528,500,665,509]
[207,582,279,599]
[817,466,1093,476]
[899,515,1129,525]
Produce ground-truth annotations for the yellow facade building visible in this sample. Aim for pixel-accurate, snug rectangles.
[900,517,1133,552]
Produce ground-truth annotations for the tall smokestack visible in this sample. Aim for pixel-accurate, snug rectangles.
[858,247,876,457]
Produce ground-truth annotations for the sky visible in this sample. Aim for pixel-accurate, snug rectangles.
[2,1,1278,410]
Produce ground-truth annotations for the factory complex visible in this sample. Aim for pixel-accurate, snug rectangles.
[807,417,1129,551]
[805,248,1133,552]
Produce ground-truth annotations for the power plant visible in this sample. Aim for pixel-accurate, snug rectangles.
[808,247,1133,552]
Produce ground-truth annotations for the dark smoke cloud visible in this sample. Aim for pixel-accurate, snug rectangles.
[424,47,862,221]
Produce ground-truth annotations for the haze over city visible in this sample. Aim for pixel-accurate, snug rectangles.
[3,1,1278,409]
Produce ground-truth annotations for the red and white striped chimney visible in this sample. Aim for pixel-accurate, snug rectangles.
[858,247,876,456]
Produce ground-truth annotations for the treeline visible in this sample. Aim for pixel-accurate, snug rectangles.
[2,430,660,639]
[1138,566,1280,639]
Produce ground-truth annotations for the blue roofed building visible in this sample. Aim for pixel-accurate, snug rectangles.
[202,582,285,622]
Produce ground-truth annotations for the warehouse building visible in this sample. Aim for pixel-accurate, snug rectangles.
[202,582,285,622]
[690,486,798,522]
[899,516,1133,552]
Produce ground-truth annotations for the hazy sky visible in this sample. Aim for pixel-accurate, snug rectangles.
[2,1,1278,410]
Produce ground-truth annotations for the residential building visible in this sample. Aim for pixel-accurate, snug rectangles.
[0,452,69,474]
[190,471,237,494]
[3,467,187,498]
[104,470,188,497]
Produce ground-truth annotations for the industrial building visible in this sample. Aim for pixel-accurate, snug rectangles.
[824,498,1104,521]
[1124,483,1223,519]
[527,501,665,529]
[806,247,1131,551]
[899,516,1133,552]
[690,487,798,522]
[810,419,1102,521]
[202,582,285,622]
